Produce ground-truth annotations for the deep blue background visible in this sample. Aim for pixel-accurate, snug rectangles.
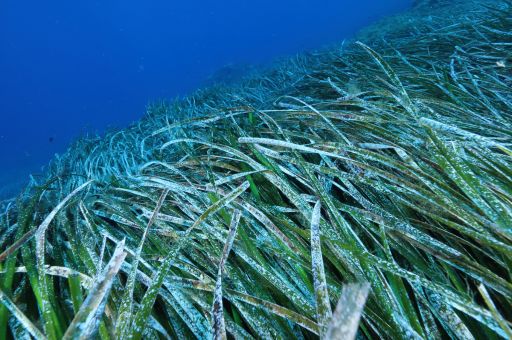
[0,0,411,198]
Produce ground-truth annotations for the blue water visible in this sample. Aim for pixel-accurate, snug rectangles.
[0,0,412,198]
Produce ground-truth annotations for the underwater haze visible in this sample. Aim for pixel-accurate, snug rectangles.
[0,0,411,198]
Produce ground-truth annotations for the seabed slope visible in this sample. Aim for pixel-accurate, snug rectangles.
[1,0,511,338]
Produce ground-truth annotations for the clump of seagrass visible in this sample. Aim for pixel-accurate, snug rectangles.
[1,0,511,338]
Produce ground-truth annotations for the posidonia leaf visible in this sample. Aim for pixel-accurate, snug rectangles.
[355,41,414,112]
[212,209,241,340]
[63,240,127,340]
[34,180,94,339]
[227,290,320,335]
[0,228,39,263]
[0,287,46,340]
[324,283,370,340]
[310,200,332,335]
[478,284,512,339]
[130,181,250,340]
[115,189,169,339]
[363,252,508,338]
[68,274,84,314]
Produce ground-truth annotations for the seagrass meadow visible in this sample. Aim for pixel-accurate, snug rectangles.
[1,0,512,338]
